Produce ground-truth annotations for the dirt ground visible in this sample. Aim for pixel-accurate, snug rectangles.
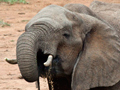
[0,0,120,90]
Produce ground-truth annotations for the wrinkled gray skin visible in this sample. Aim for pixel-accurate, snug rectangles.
[16,1,120,90]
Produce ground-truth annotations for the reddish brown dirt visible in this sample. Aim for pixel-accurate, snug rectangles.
[0,0,120,90]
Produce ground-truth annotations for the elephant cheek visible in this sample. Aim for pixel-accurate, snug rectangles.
[58,50,80,75]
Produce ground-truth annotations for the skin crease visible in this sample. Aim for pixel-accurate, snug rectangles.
[15,1,120,90]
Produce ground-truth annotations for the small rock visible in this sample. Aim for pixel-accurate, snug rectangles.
[17,30,24,32]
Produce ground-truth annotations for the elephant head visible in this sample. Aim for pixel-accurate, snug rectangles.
[17,4,120,90]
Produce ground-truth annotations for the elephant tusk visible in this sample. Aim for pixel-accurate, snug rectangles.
[44,55,53,67]
[5,58,17,64]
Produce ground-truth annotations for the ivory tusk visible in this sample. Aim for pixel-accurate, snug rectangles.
[5,58,17,64]
[44,55,53,67]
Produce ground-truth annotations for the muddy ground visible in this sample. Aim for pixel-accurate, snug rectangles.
[0,0,120,90]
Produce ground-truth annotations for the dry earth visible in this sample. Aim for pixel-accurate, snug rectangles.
[0,0,120,90]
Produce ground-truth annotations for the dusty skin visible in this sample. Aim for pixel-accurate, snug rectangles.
[0,0,120,90]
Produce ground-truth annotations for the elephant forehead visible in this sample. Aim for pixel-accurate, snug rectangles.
[38,5,69,19]
[26,5,72,30]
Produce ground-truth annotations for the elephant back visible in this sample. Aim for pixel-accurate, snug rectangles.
[90,1,120,37]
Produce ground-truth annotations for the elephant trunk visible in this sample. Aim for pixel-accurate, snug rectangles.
[17,30,41,82]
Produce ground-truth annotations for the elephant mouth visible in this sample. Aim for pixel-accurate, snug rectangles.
[37,49,65,78]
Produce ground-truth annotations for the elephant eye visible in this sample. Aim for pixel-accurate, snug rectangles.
[63,33,70,39]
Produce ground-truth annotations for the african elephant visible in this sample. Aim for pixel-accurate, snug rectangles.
[16,1,120,90]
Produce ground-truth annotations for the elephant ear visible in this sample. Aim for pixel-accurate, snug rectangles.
[71,14,120,90]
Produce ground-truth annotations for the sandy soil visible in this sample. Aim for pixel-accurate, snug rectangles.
[0,0,120,90]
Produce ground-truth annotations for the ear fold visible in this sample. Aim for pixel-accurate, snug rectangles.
[72,14,120,90]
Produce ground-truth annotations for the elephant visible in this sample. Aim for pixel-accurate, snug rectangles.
[15,1,120,90]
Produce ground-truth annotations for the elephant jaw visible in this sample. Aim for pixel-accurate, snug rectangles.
[44,55,53,66]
